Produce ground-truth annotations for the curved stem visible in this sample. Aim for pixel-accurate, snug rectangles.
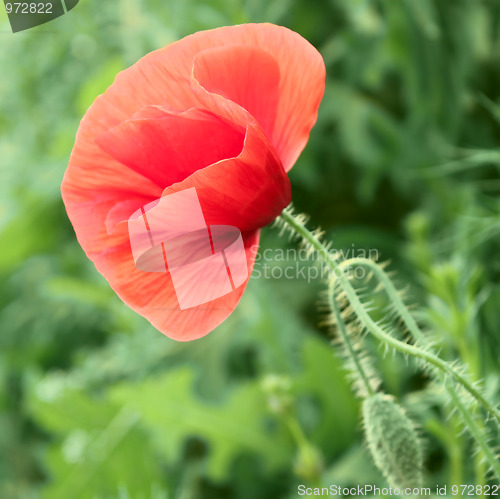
[339,258,426,344]
[278,208,500,478]
[328,280,375,397]
[337,258,500,427]
[338,258,497,487]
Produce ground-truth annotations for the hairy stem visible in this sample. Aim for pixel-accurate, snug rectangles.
[278,208,500,479]
[328,280,375,397]
[337,258,500,427]
[446,379,500,479]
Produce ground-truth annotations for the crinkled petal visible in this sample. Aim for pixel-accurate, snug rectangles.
[96,107,245,189]
[93,220,260,341]
[60,23,322,340]
[66,109,290,340]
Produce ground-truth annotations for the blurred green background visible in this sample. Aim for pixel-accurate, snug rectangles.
[1,0,500,497]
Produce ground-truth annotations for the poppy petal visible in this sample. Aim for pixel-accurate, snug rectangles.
[188,24,325,170]
[192,45,280,142]
[93,219,260,342]
[63,25,323,198]
[66,111,290,340]
[61,23,322,340]
[160,117,291,233]
[96,107,246,189]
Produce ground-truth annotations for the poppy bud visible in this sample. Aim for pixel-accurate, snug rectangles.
[362,393,423,489]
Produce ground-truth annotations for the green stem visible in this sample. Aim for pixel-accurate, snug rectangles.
[337,258,500,427]
[328,280,375,397]
[425,417,464,485]
[446,379,500,479]
[284,415,323,486]
[337,257,498,486]
[278,208,500,479]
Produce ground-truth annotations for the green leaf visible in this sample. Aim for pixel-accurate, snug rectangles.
[27,375,167,499]
[294,338,359,458]
[109,367,293,481]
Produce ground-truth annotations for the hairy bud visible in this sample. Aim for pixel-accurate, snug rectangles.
[363,393,423,489]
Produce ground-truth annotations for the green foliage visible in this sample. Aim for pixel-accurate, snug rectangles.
[27,378,167,499]
[109,369,289,480]
[26,332,357,498]
[28,366,287,495]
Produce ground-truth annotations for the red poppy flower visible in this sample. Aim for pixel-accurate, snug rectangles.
[61,23,325,341]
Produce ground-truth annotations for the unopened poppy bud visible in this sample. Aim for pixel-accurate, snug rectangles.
[362,393,423,489]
